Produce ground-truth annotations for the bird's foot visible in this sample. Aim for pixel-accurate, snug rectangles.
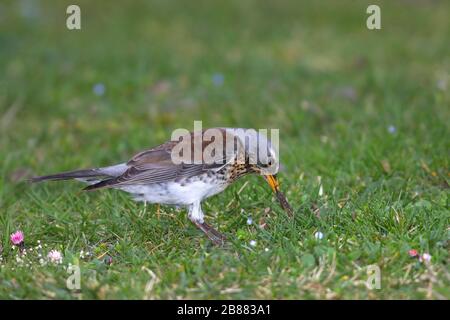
[194,221,227,246]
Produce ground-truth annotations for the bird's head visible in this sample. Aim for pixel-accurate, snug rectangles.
[229,128,293,217]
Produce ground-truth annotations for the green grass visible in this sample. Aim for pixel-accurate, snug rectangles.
[0,0,449,299]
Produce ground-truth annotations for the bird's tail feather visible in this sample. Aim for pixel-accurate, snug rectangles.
[30,168,106,183]
[83,178,117,191]
[30,163,128,190]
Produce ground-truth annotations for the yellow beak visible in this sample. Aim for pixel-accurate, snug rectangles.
[263,174,294,217]
[264,175,279,192]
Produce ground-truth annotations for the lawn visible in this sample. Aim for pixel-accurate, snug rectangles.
[0,0,449,299]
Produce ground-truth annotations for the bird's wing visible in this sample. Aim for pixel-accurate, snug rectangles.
[85,131,237,190]
[109,162,213,186]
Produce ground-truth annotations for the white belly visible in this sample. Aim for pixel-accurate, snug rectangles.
[118,180,228,205]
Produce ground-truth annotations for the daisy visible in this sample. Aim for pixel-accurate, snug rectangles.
[10,231,24,246]
[47,250,63,264]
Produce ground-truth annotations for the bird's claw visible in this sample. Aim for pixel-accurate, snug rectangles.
[194,221,227,246]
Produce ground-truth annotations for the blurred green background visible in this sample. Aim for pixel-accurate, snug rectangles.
[0,0,448,299]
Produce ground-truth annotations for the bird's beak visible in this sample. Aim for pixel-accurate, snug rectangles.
[264,174,279,192]
[263,175,294,217]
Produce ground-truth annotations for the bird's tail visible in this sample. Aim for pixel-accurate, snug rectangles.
[30,163,128,184]
[30,168,106,183]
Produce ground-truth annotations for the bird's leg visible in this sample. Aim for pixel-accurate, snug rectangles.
[188,201,226,246]
[193,221,226,246]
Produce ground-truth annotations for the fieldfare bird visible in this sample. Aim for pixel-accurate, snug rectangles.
[31,128,293,245]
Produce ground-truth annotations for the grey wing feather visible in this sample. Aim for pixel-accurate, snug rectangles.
[84,134,237,190]
[104,163,218,186]
[84,159,227,191]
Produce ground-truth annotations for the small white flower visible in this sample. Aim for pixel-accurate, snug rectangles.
[47,250,63,264]
[249,240,257,247]
[314,231,324,240]
[264,248,269,252]
[246,217,253,225]
[419,253,432,263]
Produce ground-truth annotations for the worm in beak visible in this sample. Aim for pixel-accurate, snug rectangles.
[263,175,294,217]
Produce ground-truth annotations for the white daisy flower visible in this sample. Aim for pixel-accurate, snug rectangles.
[47,250,63,264]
